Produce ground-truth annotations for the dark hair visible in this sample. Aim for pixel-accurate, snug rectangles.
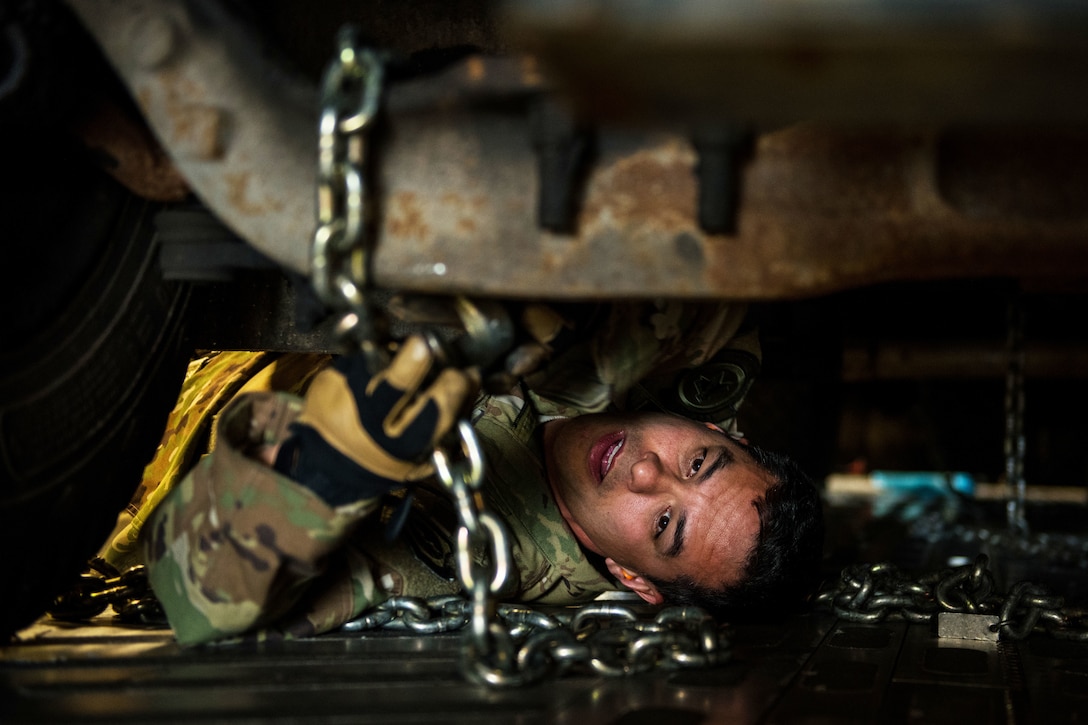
[646,443,825,620]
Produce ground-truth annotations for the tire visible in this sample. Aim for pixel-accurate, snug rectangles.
[0,173,193,639]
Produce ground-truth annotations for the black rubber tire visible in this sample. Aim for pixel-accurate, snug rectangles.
[0,183,193,639]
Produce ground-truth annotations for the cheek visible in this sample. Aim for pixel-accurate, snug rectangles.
[598,499,646,545]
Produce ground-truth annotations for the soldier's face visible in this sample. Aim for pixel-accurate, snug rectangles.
[542,411,773,603]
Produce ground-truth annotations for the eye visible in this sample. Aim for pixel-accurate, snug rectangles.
[654,509,671,538]
[689,448,707,477]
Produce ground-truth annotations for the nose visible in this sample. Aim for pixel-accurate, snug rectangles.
[628,452,671,494]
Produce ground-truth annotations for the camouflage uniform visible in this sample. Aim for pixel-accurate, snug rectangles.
[137,301,758,645]
[97,351,331,574]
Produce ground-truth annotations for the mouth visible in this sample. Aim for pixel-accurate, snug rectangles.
[589,432,625,484]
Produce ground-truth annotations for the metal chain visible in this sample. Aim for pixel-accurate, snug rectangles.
[340,594,730,686]
[308,28,730,686]
[816,554,1088,641]
[1004,290,1028,535]
[312,25,386,369]
[431,418,514,683]
[48,565,165,626]
[338,420,728,687]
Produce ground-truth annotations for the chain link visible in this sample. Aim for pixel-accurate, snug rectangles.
[338,593,731,686]
[817,554,1088,641]
[48,565,165,626]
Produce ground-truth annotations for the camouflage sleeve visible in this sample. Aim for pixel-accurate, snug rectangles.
[525,301,760,429]
[141,391,382,645]
[612,302,762,432]
[97,351,332,573]
[593,301,756,390]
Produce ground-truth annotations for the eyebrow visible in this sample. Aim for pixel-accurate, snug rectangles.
[664,445,734,558]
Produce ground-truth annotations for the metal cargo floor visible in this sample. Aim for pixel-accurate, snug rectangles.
[4,605,1088,724]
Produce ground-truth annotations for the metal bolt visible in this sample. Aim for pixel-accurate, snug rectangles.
[130,14,177,70]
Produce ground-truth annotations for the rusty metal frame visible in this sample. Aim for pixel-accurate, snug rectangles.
[70,0,1088,300]
[69,0,318,274]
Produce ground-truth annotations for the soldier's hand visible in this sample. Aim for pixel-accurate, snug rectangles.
[274,335,479,505]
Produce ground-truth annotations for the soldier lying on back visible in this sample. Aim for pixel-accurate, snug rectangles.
[140,302,824,644]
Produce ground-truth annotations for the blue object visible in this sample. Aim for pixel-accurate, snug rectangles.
[869,471,976,521]
[870,471,975,496]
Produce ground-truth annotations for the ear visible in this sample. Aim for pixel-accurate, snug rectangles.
[605,557,664,605]
[705,421,749,446]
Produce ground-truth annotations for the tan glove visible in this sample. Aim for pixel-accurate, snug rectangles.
[274,335,478,506]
